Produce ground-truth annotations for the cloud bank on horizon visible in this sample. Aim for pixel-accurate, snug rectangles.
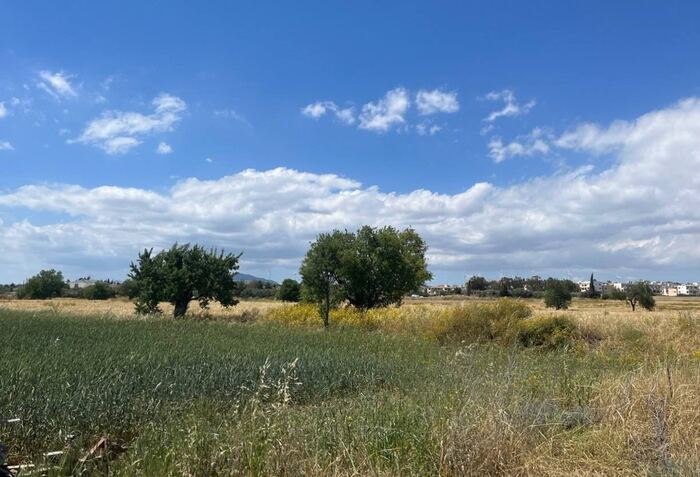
[2,96,700,282]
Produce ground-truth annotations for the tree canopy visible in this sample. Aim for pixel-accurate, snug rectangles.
[544,281,572,310]
[276,278,301,302]
[300,226,432,327]
[625,283,655,311]
[129,244,241,318]
[17,269,67,299]
[299,230,352,327]
[465,275,488,295]
[583,273,600,298]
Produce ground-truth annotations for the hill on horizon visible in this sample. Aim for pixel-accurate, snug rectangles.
[234,273,278,285]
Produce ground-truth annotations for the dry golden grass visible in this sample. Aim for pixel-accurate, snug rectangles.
[0,296,284,319]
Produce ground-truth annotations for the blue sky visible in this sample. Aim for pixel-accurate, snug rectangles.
[2,1,700,284]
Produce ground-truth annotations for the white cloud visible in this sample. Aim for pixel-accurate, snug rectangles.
[554,120,634,154]
[416,122,442,136]
[483,89,535,123]
[3,97,700,281]
[301,101,355,125]
[488,128,550,163]
[37,70,78,99]
[102,137,141,155]
[214,109,254,128]
[74,93,186,154]
[359,88,410,132]
[0,141,14,151]
[156,142,173,154]
[0,102,7,118]
[416,89,459,115]
[304,87,456,134]
[205,157,213,163]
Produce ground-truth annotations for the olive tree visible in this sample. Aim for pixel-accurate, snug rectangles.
[299,231,352,328]
[300,226,432,327]
[129,244,241,318]
[625,283,655,311]
[544,281,572,310]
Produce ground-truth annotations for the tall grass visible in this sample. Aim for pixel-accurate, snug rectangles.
[1,300,699,475]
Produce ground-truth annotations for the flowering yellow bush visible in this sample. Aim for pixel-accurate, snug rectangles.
[264,298,533,344]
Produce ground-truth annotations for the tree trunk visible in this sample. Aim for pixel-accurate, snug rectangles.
[322,286,330,329]
[173,296,191,318]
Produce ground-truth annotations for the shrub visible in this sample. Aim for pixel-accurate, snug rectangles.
[602,289,626,300]
[117,279,139,299]
[435,298,532,345]
[276,279,301,302]
[517,316,578,349]
[265,299,533,345]
[82,281,117,300]
[511,288,533,298]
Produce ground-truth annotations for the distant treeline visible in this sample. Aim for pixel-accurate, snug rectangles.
[0,270,298,302]
[465,275,579,298]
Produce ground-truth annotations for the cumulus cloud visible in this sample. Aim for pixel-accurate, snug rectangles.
[3,97,700,281]
[416,89,459,115]
[483,89,535,123]
[74,93,186,154]
[488,128,550,163]
[0,102,7,118]
[37,70,78,99]
[301,101,355,125]
[304,87,458,134]
[0,141,14,151]
[358,88,410,132]
[156,142,173,155]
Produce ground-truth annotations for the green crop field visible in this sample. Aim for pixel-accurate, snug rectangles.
[1,301,699,476]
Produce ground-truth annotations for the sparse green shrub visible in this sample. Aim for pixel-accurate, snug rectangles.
[517,315,578,349]
[82,281,117,300]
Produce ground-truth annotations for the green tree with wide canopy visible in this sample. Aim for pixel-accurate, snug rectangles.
[129,243,241,318]
[300,226,432,327]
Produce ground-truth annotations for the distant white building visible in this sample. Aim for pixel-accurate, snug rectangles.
[422,284,462,296]
[677,283,699,296]
[577,279,603,293]
[66,278,96,289]
[661,285,679,297]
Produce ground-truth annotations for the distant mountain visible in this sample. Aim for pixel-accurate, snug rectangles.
[234,273,278,285]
